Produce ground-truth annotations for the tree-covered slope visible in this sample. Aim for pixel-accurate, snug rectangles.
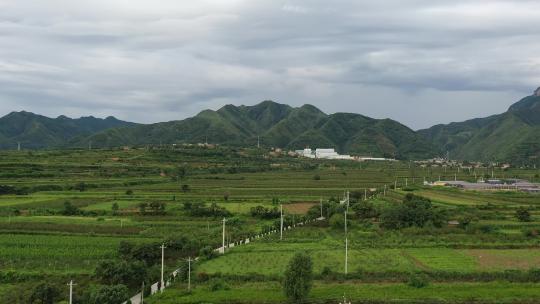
[0,111,136,149]
[418,93,540,164]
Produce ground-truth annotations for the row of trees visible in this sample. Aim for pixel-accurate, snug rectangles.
[183,202,231,217]
[250,205,280,219]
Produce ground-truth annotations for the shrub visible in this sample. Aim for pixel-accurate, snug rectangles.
[313,175,321,181]
[524,228,539,238]
[516,207,532,222]
[82,284,129,304]
[250,205,280,219]
[528,268,540,282]
[29,282,61,304]
[329,213,345,229]
[199,246,218,260]
[407,273,429,288]
[61,201,81,216]
[208,278,230,292]
[478,224,496,234]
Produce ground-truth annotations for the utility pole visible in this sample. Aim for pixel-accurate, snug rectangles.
[394,180,397,190]
[257,136,260,148]
[364,188,367,201]
[160,244,166,292]
[17,142,20,151]
[320,197,323,219]
[384,184,387,196]
[344,191,349,275]
[405,178,408,187]
[67,280,76,304]
[141,281,145,304]
[187,257,192,291]
[222,218,226,253]
[88,140,92,151]
[280,204,284,240]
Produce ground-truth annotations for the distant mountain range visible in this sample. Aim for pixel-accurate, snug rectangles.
[1,89,539,163]
[0,111,136,149]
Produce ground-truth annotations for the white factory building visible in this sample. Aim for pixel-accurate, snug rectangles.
[295,148,353,160]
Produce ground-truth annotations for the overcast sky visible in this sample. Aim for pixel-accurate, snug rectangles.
[1,0,539,129]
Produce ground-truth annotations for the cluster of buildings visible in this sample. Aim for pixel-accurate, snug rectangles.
[293,148,395,161]
[430,179,540,194]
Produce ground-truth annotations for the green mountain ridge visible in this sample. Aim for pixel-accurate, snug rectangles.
[72,101,437,159]
[0,111,137,149]
[418,93,540,164]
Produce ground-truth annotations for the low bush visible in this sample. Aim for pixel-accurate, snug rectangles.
[208,278,230,292]
[407,273,430,288]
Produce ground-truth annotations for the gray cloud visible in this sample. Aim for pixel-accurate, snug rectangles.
[0,0,539,129]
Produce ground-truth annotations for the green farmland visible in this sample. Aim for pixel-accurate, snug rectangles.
[0,147,539,303]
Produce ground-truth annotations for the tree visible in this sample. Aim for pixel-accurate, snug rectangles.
[329,213,344,229]
[177,166,187,179]
[283,252,313,303]
[380,194,446,229]
[29,282,61,304]
[149,201,166,215]
[95,260,147,289]
[181,184,190,193]
[61,201,80,216]
[138,202,148,215]
[82,284,129,304]
[74,182,86,192]
[111,202,119,215]
[351,201,378,220]
[516,207,532,222]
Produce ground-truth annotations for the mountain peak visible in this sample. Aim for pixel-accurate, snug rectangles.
[534,87,540,97]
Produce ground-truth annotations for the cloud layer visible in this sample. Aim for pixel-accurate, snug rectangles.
[1,0,539,129]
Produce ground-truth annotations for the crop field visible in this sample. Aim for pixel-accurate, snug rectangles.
[148,281,540,304]
[0,147,539,303]
[0,234,155,275]
[196,231,540,276]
